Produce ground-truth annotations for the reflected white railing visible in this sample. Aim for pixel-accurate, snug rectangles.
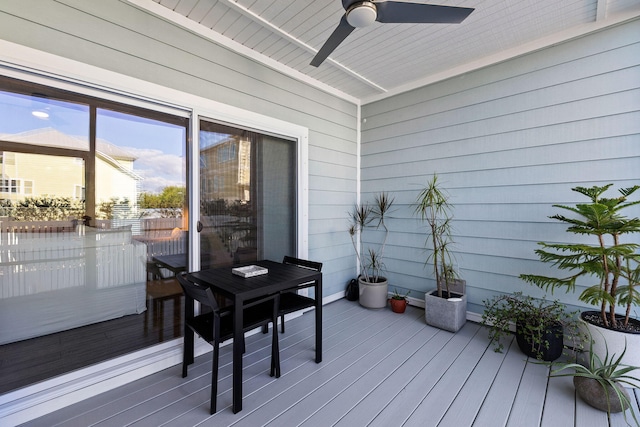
[0,222,147,344]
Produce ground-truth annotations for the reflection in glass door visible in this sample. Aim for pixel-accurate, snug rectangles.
[95,108,188,344]
[0,81,189,393]
[199,120,296,269]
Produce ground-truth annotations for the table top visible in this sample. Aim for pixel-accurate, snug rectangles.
[187,259,322,301]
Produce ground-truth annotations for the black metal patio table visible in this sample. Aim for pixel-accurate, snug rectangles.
[186,259,323,413]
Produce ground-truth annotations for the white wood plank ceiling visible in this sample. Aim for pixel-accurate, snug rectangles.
[141,0,640,103]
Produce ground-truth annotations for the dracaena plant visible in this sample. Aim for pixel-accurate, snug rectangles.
[348,192,394,283]
[520,184,640,330]
[415,173,458,297]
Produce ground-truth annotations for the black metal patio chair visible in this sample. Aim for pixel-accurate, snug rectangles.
[176,272,281,414]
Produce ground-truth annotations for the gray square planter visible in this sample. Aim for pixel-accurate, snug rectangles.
[424,289,467,332]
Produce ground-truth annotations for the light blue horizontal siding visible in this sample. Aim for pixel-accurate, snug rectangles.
[360,19,640,315]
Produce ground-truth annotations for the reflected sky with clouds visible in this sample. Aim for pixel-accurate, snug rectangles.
[0,90,186,194]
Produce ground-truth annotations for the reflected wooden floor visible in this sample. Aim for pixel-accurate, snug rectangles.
[20,299,639,427]
[0,290,183,394]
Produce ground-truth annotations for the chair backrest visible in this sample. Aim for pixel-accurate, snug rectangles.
[282,256,322,272]
[176,272,220,317]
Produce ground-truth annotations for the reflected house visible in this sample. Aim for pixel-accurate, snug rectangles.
[200,134,255,263]
[200,134,251,204]
[0,127,141,208]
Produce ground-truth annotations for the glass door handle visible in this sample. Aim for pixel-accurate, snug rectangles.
[197,221,203,232]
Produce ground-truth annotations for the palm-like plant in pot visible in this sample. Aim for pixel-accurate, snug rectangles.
[349,192,394,308]
[520,184,640,367]
[415,174,466,332]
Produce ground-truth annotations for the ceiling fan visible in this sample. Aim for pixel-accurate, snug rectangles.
[311,1,474,67]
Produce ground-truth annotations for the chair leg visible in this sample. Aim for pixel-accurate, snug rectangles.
[270,320,281,378]
[280,315,285,333]
[210,341,219,414]
[262,324,268,334]
[182,329,194,378]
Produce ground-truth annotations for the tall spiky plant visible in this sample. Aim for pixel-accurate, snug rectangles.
[349,192,394,283]
[520,184,640,329]
[415,174,457,298]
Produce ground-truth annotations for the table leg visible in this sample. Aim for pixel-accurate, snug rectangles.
[232,296,243,413]
[315,277,322,363]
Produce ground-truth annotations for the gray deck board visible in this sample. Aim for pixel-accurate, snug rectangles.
[437,329,511,427]
[404,325,490,427]
[506,356,550,427]
[540,373,576,427]
[265,311,429,426]
[17,299,638,427]
[367,322,482,427]
[329,323,450,427]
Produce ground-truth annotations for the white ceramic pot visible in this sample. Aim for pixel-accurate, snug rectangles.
[578,311,640,386]
[358,277,388,309]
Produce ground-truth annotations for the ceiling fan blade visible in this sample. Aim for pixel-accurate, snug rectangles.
[376,2,474,24]
[310,15,355,67]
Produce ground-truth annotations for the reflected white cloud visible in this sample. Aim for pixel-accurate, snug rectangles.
[124,147,184,193]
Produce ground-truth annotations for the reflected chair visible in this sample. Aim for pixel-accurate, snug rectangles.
[176,272,281,414]
[274,256,322,333]
[146,278,183,340]
[146,261,165,281]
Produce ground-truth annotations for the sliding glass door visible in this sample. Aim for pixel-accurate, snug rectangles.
[198,120,296,269]
[0,76,300,393]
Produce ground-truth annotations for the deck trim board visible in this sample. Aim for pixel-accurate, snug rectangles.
[17,299,639,427]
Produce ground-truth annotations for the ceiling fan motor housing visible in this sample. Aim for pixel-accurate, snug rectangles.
[346,2,377,27]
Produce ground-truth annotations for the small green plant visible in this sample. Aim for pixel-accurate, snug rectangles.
[391,289,410,301]
[348,192,394,283]
[482,292,581,359]
[549,338,640,424]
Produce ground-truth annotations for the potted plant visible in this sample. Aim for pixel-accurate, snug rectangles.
[415,173,466,332]
[549,338,639,422]
[482,292,581,361]
[349,192,394,308]
[389,289,410,313]
[520,184,640,366]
